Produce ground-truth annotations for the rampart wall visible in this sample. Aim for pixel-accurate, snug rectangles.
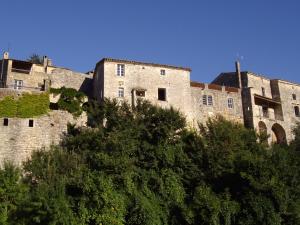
[0,111,87,166]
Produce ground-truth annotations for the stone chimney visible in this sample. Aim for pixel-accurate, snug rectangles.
[3,52,9,59]
[47,58,52,66]
[43,56,48,68]
[235,61,242,88]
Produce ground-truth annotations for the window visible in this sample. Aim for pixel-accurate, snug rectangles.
[158,88,166,101]
[202,95,207,105]
[118,87,124,98]
[207,95,213,106]
[136,90,145,97]
[29,119,34,127]
[295,106,300,117]
[14,80,23,90]
[117,64,125,76]
[262,106,269,118]
[202,95,213,106]
[160,69,165,75]
[3,118,8,126]
[293,94,297,100]
[228,98,234,109]
[262,87,266,97]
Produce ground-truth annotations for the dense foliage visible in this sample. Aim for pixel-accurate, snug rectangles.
[0,93,49,118]
[1,99,300,224]
[50,87,86,116]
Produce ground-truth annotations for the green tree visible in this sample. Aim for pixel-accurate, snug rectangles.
[27,54,43,64]
[3,99,300,225]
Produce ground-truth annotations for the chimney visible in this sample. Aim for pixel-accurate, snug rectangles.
[235,61,242,88]
[47,58,52,66]
[43,56,49,68]
[3,52,9,59]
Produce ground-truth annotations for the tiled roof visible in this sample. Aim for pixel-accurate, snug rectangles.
[98,58,191,71]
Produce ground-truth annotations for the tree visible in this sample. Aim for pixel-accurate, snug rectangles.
[2,99,300,224]
[27,54,43,64]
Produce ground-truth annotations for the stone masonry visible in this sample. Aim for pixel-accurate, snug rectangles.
[0,52,299,165]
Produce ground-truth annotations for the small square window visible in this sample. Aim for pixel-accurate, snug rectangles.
[160,69,165,75]
[158,88,166,101]
[118,87,124,98]
[293,94,297,100]
[3,118,8,126]
[228,98,234,109]
[29,119,34,127]
[117,64,125,76]
[14,80,23,90]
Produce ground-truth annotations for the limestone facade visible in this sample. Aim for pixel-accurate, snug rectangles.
[93,58,243,127]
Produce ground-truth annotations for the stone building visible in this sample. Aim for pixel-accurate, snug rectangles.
[0,52,91,165]
[0,52,299,165]
[93,58,244,127]
[0,52,93,94]
[212,62,300,144]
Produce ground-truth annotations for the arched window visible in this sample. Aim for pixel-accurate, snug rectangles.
[294,106,300,117]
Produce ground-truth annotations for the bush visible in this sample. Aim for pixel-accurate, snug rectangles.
[0,96,17,117]
[0,93,49,118]
[50,87,86,116]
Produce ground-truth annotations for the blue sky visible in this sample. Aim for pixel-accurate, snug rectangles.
[1,0,300,83]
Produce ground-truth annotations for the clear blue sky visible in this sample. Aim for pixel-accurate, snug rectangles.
[1,0,300,83]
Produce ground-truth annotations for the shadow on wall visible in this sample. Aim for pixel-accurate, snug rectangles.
[79,78,93,97]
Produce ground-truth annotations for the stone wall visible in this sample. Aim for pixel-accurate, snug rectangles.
[5,59,93,96]
[95,60,193,121]
[190,83,243,127]
[243,73,297,144]
[275,80,300,142]
[0,110,87,166]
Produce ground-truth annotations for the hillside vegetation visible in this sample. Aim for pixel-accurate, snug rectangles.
[1,99,300,225]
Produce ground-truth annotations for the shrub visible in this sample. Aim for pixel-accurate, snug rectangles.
[50,87,86,116]
[0,93,49,118]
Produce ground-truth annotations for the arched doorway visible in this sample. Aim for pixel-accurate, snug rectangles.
[258,121,267,135]
[271,123,286,144]
[258,121,268,144]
